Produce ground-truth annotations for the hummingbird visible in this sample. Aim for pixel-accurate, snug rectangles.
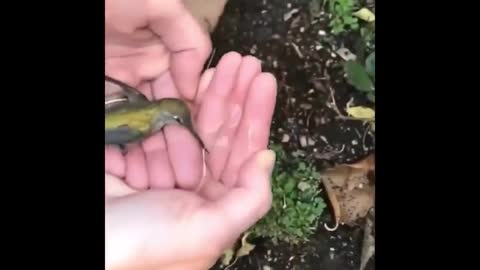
[105,76,208,153]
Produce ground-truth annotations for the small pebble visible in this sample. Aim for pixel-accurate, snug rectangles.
[330,247,336,251]
[290,97,296,103]
[287,3,292,8]
[261,10,267,14]
[299,136,307,147]
[308,88,314,94]
[300,103,312,110]
[300,27,305,32]
[352,139,358,145]
[315,44,323,50]
[272,34,282,39]
[263,266,272,270]
[250,45,258,54]
[331,52,337,58]
[318,30,326,36]
[273,60,278,68]
[308,137,315,146]
[282,134,290,143]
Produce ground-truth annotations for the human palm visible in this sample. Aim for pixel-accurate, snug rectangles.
[105,52,277,270]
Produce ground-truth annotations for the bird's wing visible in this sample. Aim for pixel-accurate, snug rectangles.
[105,75,149,111]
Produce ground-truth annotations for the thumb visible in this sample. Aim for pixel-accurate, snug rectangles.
[214,150,275,234]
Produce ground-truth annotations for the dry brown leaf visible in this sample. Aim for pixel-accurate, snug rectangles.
[346,153,375,171]
[360,209,375,270]
[184,0,229,33]
[321,177,341,231]
[339,187,374,225]
[320,154,375,228]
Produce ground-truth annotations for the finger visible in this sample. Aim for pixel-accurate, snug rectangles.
[124,144,149,190]
[151,70,181,100]
[148,0,212,100]
[142,133,176,189]
[194,68,216,107]
[105,61,140,87]
[196,52,242,149]
[207,56,262,181]
[198,178,227,201]
[221,73,277,187]
[105,146,126,178]
[133,44,170,80]
[164,125,203,190]
[210,150,275,236]
[137,81,154,100]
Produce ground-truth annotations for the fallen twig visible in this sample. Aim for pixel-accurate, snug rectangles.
[289,42,304,59]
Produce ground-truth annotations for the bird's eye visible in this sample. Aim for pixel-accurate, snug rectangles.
[173,115,182,123]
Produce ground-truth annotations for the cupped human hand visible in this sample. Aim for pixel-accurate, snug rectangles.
[105,0,211,100]
[105,52,278,270]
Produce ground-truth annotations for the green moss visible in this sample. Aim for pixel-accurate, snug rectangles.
[250,144,326,245]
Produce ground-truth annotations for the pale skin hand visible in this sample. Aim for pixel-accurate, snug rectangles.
[105,0,211,100]
[105,52,278,270]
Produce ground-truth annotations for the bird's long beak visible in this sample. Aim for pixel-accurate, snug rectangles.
[187,126,209,154]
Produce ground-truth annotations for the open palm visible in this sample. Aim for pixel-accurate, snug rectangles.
[105,52,278,269]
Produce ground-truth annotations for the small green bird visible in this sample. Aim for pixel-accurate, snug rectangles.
[105,76,207,152]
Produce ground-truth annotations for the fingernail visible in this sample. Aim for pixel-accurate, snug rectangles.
[256,150,276,175]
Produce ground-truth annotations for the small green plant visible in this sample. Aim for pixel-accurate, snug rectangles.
[327,0,359,34]
[250,144,326,245]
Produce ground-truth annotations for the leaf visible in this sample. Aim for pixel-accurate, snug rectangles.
[344,60,374,92]
[346,106,375,119]
[353,8,375,22]
[365,52,375,81]
[284,178,296,193]
[235,232,256,257]
[297,181,311,192]
[221,248,234,266]
[298,162,306,171]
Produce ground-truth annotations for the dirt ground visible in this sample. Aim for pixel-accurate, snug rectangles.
[209,0,375,269]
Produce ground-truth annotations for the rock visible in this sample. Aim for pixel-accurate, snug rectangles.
[299,135,308,147]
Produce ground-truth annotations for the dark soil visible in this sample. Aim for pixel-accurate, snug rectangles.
[209,0,375,269]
